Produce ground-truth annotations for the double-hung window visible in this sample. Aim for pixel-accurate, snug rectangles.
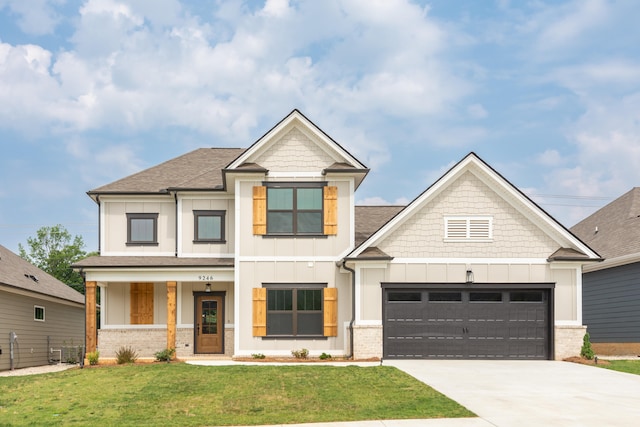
[266,183,324,235]
[194,210,225,243]
[126,213,158,245]
[266,285,324,336]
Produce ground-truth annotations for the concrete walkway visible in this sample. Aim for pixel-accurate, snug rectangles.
[385,360,640,427]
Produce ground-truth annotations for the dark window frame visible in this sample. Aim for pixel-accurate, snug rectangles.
[193,210,226,243]
[34,305,45,322]
[265,182,326,237]
[264,283,326,337]
[126,213,159,246]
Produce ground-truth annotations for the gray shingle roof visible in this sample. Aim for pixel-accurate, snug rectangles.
[354,205,405,246]
[0,244,85,304]
[571,187,640,259]
[89,148,245,194]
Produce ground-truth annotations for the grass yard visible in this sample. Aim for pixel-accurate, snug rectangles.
[0,363,474,426]
[600,359,640,375]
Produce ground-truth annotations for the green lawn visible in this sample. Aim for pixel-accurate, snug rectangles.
[600,359,640,375]
[0,363,474,426]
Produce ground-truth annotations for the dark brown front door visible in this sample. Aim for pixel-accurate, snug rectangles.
[195,294,223,354]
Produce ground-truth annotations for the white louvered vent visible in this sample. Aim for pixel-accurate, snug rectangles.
[445,216,493,240]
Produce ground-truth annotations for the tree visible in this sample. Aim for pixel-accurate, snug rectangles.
[19,224,96,294]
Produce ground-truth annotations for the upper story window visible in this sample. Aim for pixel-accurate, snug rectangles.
[126,213,158,245]
[194,210,225,243]
[444,216,493,241]
[253,183,338,237]
[267,183,324,235]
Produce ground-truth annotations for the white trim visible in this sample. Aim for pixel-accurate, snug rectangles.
[354,266,362,322]
[180,253,234,259]
[238,256,341,262]
[99,201,106,254]
[234,178,241,357]
[554,320,583,326]
[389,257,550,264]
[84,269,234,283]
[354,320,382,326]
[265,172,325,179]
[100,251,176,257]
[176,196,183,255]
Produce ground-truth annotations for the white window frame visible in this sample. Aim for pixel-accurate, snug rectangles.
[34,305,45,322]
[444,216,493,242]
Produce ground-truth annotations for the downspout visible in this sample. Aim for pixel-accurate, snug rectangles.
[173,191,178,257]
[96,195,101,254]
[341,260,356,360]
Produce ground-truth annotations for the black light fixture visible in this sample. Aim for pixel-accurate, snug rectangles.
[205,283,211,292]
[466,269,474,284]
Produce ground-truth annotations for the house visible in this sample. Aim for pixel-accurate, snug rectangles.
[73,110,600,361]
[0,244,85,371]
[571,188,640,356]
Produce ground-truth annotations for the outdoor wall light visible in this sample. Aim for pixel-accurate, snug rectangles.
[205,283,211,292]
[466,269,474,283]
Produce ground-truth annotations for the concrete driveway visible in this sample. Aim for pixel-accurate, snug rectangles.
[385,359,640,427]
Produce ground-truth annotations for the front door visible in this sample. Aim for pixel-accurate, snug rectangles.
[195,294,224,354]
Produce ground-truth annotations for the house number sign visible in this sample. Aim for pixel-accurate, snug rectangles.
[198,275,215,281]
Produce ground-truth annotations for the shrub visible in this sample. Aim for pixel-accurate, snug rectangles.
[291,348,309,359]
[154,348,175,362]
[251,353,266,359]
[87,350,100,366]
[319,352,332,360]
[581,332,595,360]
[115,346,139,364]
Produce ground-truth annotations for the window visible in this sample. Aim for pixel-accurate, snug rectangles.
[267,184,324,235]
[444,216,492,241]
[470,292,503,302]
[194,210,225,243]
[126,213,158,245]
[510,291,543,302]
[388,292,422,302]
[34,305,45,321]
[253,185,337,236]
[266,287,323,336]
[429,292,462,302]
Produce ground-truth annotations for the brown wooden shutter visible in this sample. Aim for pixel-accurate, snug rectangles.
[252,287,267,336]
[323,186,338,235]
[253,186,267,235]
[130,282,154,325]
[323,287,338,336]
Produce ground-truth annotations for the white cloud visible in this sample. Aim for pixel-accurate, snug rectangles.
[0,0,61,35]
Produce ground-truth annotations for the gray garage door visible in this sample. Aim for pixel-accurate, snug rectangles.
[383,287,551,359]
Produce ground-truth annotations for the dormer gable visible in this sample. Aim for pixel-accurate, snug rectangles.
[225,110,368,188]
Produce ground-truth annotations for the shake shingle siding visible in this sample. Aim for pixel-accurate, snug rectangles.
[583,263,640,342]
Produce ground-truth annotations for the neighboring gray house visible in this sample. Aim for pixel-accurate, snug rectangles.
[571,188,640,356]
[0,244,85,371]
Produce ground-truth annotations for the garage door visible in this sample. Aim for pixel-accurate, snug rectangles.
[383,287,551,360]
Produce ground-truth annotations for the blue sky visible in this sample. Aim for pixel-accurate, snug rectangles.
[1,0,639,254]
